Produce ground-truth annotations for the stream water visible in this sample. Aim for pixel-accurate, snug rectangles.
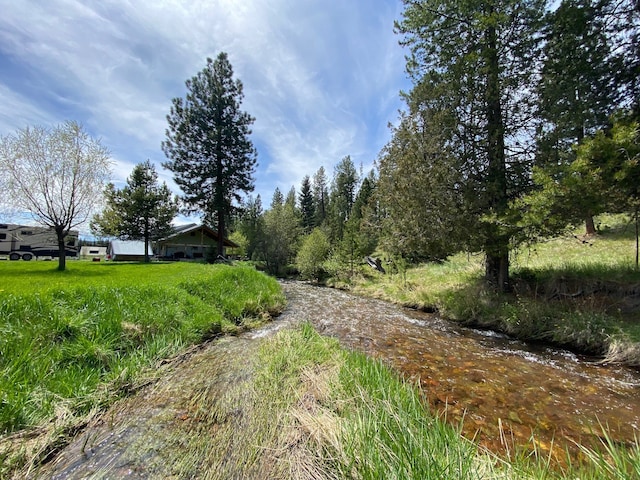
[282,281,640,462]
[41,281,640,477]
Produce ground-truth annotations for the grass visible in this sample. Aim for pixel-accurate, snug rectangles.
[251,324,640,479]
[349,214,640,365]
[252,323,482,479]
[0,261,284,477]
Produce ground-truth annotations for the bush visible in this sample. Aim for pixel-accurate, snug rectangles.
[296,228,330,281]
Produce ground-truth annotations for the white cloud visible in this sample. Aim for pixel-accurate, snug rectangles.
[0,0,410,204]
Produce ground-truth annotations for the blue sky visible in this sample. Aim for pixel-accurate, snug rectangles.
[0,0,411,230]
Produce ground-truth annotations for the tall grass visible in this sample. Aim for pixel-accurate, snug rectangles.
[253,324,640,480]
[0,263,285,438]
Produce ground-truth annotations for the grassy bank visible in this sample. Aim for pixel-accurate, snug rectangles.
[0,261,284,475]
[249,324,639,479]
[348,215,640,365]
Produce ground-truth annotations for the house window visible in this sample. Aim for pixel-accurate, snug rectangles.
[89,249,100,254]
[0,224,7,229]
[0,233,6,240]
[21,230,33,235]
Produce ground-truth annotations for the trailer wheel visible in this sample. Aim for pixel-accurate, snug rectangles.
[22,253,33,261]
[9,253,21,261]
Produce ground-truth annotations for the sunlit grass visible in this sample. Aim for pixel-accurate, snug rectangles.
[0,261,285,478]
[351,214,640,364]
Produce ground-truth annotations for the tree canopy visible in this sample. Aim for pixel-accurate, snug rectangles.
[92,160,178,262]
[162,52,257,256]
[0,121,112,270]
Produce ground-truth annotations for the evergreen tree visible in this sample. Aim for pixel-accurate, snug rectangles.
[285,186,297,210]
[351,170,379,257]
[396,0,544,291]
[271,187,284,209]
[162,53,257,256]
[299,175,315,232]
[312,166,328,226]
[327,156,359,241]
[378,103,465,262]
[537,0,616,234]
[92,160,178,262]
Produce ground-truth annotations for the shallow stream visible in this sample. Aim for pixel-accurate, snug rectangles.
[41,281,640,477]
[283,281,640,461]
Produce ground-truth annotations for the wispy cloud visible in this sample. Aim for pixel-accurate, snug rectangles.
[0,0,410,204]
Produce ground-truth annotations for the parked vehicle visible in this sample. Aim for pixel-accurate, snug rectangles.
[0,224,79,260]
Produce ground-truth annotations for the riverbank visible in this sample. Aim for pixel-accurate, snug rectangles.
[0,262,285,478]
[32,281,640,480]
[344,215,640,366]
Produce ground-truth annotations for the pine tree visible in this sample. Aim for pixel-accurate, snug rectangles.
[327,156,359,241]
[162,53,257,256]
[299,175,315,233]
[312,166,328,227]
[92,160,178,262]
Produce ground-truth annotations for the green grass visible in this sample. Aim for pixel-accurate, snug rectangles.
[351,214,640,364]
[251,324,481,479]
[252,324,640,479]
[0,262,285,440]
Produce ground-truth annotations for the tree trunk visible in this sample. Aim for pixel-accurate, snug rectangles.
[585,215,596,235]
[485,249,510,292]
[483,15,510,292]
[217,208,225,258]
[56,229,67,271]
[144,220,151,263]
[635,205,640,270]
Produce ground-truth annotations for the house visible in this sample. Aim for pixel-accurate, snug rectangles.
[79,246,108,261]
[107,240,153,262]
[156,223,238,260]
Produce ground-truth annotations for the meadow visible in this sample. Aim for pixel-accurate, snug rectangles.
[0,261,284,474]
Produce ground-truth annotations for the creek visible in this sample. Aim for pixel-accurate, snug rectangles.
[282,281,640,462]
[41,281,640,477]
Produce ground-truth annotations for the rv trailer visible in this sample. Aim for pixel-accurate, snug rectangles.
[0,224,79,260]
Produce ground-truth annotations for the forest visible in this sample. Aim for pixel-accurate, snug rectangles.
[231,0,639,293]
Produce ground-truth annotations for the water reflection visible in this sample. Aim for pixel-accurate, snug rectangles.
[281,281,640,461]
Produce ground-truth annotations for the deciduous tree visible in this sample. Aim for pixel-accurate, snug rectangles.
[296,228,330,282]
[0,121,111,270]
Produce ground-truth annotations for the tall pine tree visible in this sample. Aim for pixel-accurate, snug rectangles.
[162,53,257,256]
[299,175,315,233]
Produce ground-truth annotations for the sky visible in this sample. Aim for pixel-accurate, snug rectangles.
[0,0,412,231]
